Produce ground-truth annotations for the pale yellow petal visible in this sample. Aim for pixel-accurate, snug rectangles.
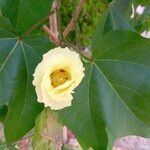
[32,47,85,110]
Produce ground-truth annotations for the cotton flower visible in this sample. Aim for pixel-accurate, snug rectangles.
[33,47,85,110]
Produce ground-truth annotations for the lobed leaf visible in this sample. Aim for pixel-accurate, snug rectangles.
[57,30,150,149]
[0,13,54,143]
[91,7,134,58]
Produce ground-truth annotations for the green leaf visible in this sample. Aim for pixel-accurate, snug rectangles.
[91,7,134,55]
[57,64,108,150]
[0,15,16,38]
[0,16,54,143]
[0,105,8,122]
[0,0,53,34]
[94,30,150,125]
[0,142,17,150]
[57,30,150,149]
[0,142,6,150]
[93,30,150,147]
[0,15,16,36]
[113,0,132,16]
[134,0,150,5]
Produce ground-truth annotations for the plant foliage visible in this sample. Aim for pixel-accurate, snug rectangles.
[0,0,150,149]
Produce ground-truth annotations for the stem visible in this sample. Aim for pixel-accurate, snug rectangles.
[43,25,56,40]
[23,10,55,38]
[49,0,59,40]
[101,0,108,6]
[56,0,62,40]
[43,0,92,61]
[43,25,60,45]
[63,0,85,38]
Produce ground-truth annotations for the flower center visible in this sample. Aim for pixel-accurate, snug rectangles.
[50,69,71,87]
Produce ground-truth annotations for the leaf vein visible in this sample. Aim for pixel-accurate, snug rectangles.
[94,63,146,127]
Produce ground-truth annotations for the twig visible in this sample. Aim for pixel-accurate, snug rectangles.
[49,0,60,41]
[23,10,55,38]
[56,0,62,40]
[63,0,85,38]
[42,25,92,60]
[43,25,60,45]
[43,25,56,40]
[43,0,92,61]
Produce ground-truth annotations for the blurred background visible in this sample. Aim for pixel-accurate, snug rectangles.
[60,0,150,45]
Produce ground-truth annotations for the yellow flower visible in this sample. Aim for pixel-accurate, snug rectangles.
[33,47,85,110]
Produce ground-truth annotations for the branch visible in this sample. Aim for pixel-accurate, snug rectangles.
[63,0,85,38]
[42,25,60,45]
[49,0,60,41]
[23,10,55,38]
[43,0,92,61]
